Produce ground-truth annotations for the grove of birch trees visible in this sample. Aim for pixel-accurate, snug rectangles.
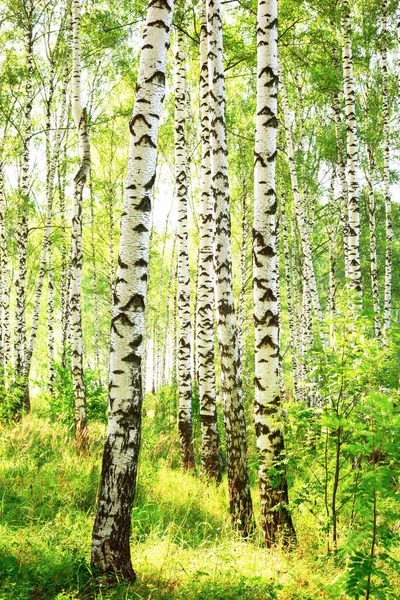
[0,0,399,598]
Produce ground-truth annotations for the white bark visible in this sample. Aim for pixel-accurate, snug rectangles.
[207,0,253,533]
[342,0,362,298]
[91,0,173,577]
[382,0,392,330]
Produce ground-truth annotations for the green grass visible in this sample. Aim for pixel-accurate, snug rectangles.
[0,410,393,600]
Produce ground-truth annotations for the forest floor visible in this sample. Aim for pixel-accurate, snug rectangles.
[0,403,395,600]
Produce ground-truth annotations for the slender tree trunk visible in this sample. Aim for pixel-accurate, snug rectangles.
[15,10,34,395]
[91,0,173,577]
[175,35,194,470]
[89,176,100,375]
[280,73,322,333]
[59,140,69,367]
[155,214,170,392]
[160,234,176,390]
[197,2,220,481]
[382,0,392,331]
[366,148,381,338]
[22,51,68,406]
[141,223,154,395]
[70,0,90,449]
[331,48,350,281]
[0,151,10,379]
[327,168,337,343]
[254,0,295,545]
[237,181,249,384]
[207,0,253,534]
[342,0,362,299]
[281,190,299,400]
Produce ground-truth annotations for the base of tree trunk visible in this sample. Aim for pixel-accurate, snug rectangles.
[74,419,88,452]
[91,541,136,581]
[261,482,296,548]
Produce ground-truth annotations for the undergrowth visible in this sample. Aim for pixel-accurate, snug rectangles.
[0,403,398,599]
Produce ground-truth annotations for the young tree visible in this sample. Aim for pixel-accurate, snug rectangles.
[91,0,174,578]
[70,0,90,449]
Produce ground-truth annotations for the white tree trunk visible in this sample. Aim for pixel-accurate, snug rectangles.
[175,35,194,470]
[207,0,253,533]
[254,0,295,546]
[197,1,220,481]
[342,0,362,298]
[366,148,381,338]
[70,0,90,449]
[382,0,392,331]
[91,0,173,578]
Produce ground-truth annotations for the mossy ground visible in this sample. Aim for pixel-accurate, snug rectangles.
[0,406,394,600]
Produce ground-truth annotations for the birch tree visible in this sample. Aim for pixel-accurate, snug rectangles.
[197,1,220,481]
[91,0,174,577]
[254,0,295,545]
[70,0,90,449]
[207,0,253,533]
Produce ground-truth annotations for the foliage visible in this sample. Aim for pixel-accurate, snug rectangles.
[41,356,107,426]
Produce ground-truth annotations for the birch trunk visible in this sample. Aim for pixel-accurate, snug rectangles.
[0,148,10,379]
[91,0,173,577]
[254,0,295,545]
[207,0,253,533]
[280,74,322,332]
[382,0,392,331]
[342,0,362,298]
[89,177,100,374]
[15,12,34,393]
[175,35,194,470]
[197,2,220,481]
[281,190,299,400]
[70,0,90,449]
[237,181,249,383]
[366,148,381,338]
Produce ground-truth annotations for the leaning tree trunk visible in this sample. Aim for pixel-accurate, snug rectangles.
[207,0,253,534]
[91,0,174,578]
[15,13,34,397]
[254,0,295,546]
[342,0,362,300]
[175,35,194,471]
[70,0,90,450]
[366,148,381,339]
[197,3,221,481]
[382,0,392,331]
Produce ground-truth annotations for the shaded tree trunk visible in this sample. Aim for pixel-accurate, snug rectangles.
[207,0,253,534]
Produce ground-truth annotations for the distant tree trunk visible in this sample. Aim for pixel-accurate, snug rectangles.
[366,148,381,339]
[331,48,350,282]
[0,144,10,379]
[327,168,337,343]
[22,47,67,406]
[59,140,70,367]
[237,181,249,383]
[155,215,170,392]
[342,0,362,299]
[280,74,321,337]
[382,0,392,331]
[175,35,194,471]
[15,9,34,396]
[91,0,173,578]
[207,0,253,534]
[254,0,295,546]
[281,190,299,400]
[160,234,176,390]
[197,2,220,481]
[70,0,90,450]
[89,176,100,375]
